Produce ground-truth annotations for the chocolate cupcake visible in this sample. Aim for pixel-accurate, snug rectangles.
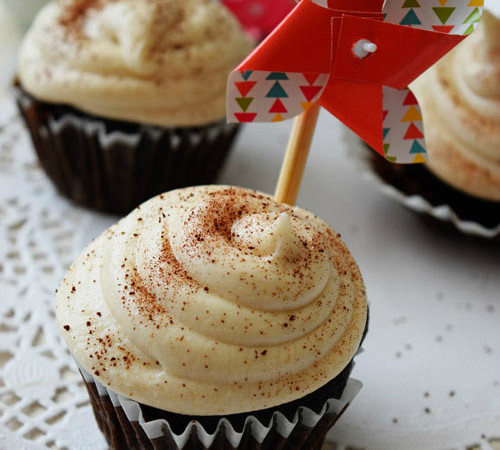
[56,186,368,449]
[359,12,500,238]
[15,0,253,214]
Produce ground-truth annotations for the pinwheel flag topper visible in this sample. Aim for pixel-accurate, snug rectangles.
[227,0,483,204]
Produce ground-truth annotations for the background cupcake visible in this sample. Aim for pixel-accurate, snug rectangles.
[56,185,368,449]
[15,0,254,215]
[358,11,500,238]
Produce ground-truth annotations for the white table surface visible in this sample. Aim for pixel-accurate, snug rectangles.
[0,2,499,450]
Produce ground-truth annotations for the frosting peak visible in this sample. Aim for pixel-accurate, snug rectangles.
[56,186,367,415]
[167,192,331,312]
[18,0,254,126]
[263,212,305,261]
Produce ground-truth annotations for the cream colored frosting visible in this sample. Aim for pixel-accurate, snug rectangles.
[56,186,367,415]
[412,11,500,201]
[18,0,253,126]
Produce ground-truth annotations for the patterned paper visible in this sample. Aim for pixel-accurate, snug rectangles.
[227,71,329,123]
[227,0,484,164]
[384,0,483,35]
[383,87,426,164]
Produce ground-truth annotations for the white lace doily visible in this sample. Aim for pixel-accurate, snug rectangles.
[0,97,499,450]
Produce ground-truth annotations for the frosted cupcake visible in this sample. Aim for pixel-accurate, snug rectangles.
[56,186,368,449]
[15,0,253,214]
[365,12,500,236]
[413,11,500,203]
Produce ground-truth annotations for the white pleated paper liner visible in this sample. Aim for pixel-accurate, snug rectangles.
[78,364,362,450]
[345,131,500,240]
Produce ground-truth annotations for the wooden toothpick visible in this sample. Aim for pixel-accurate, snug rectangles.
[274,103,321,206]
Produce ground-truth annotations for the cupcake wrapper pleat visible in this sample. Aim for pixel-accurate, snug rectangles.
[78,366,361,450]
[346,132,500,239]
[14,84,241,215]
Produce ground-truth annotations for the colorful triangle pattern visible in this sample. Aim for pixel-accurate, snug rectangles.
[266,74,289,121]
[382,86,427,164]
[233,71,257,123]
[229,71,329,124]
[380,1,483,162]
[384,0,483,36]
[299,73,324,112]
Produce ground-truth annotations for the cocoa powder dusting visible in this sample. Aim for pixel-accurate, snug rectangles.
[63,187,364,408]
[59,0,108,29]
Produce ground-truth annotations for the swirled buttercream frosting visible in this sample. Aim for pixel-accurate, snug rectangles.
[56,186,367,415]
[18,0,253,126]
[412,11,500,201]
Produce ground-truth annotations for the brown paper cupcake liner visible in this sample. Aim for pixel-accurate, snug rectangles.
[345,131,500,240]
[14,84,241,215]
[78,364,362,450]
[78,311,369,449]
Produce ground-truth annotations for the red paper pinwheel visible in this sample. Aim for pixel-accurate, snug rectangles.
[227,0,483,164]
